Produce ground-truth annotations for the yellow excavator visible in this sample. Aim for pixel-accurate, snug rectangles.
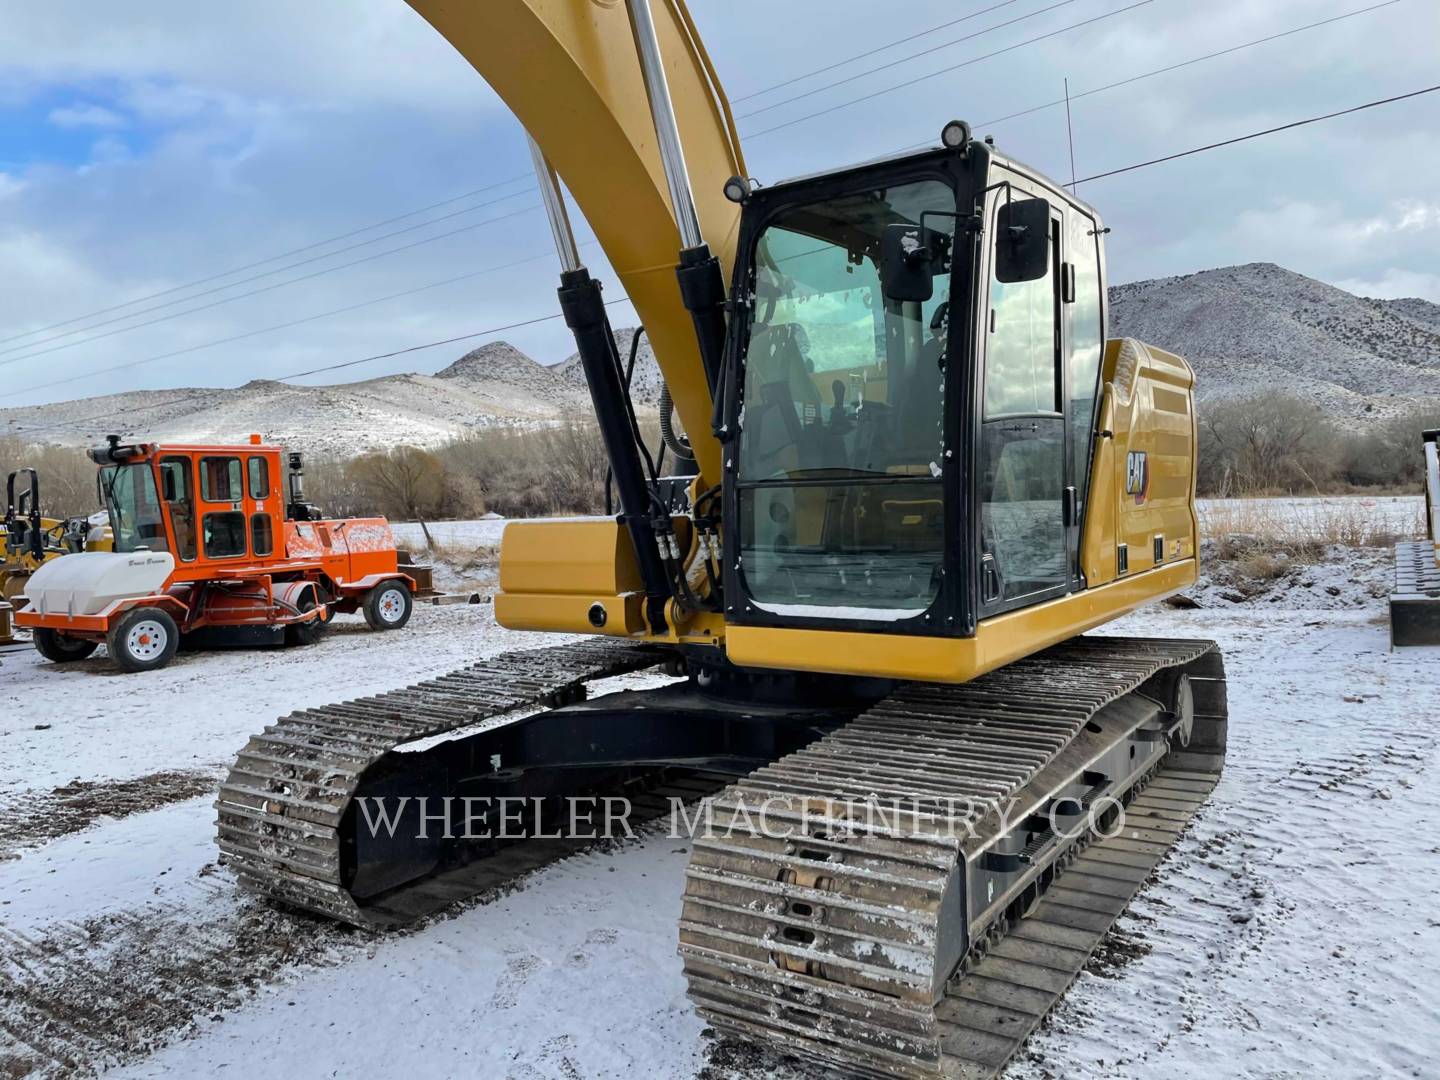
[217,3,1228,1076]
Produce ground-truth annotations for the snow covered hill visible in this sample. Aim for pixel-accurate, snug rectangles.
[1110,262,1440,419]
[4,264,1437,455]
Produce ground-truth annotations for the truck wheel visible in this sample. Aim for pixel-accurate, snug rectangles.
[107,607,180,673]
[33,628,99,663]
[363,581,412,631]
[285,591,327,647]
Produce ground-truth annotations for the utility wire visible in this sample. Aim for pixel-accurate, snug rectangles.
[744,0,1156,139]
[1075,83,1440,183]
[15,82,1431,416]
[5,297,632,432]
[0,187,539,361]
[0,203,543,370]
[736,0,1082,119]
[4,0,1411,405]
[10,0,1063,345]
[892,0,1404,152]
[731,0,1026,103]
[0,170,534,347]
[3,247,571,398]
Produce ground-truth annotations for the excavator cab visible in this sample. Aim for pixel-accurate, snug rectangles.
[714,137,1136,668]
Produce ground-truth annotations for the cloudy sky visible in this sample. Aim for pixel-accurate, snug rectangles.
[0,0,1435,409]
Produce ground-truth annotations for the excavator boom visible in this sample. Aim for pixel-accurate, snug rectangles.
[405,0,743,483]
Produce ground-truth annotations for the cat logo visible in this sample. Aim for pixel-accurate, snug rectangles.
[1125,451,1149,504]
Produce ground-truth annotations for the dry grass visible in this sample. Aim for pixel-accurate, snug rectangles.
[425,541,501,592]
[1199,498,1421,554]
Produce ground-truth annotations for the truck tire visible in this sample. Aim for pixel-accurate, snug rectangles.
[285,591,327,647]
[33,628,99,663]
[107,607,180,673]
[362,580,413,631]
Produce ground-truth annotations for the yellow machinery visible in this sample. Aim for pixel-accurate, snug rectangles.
[2,468,105,642]
[216,4,1229,1076]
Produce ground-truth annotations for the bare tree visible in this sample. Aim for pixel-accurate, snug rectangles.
[348,446,446,546]
[1199,393,1337,495]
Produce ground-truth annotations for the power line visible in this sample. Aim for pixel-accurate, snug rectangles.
[892,0,1403,152]
[732,0,1026,103]
[1075,83,1440,184]
[23,81,1431,415]
[2,247,574,399]
[0,0,1147,382]
[0,170,535,346]
[744,0,1156,139]
[0,186,539,361]
[4,297,632,433]
[0,203,542,370]
[736,0,1081,119]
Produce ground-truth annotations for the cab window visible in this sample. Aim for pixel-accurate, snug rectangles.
[201,457,243,503]
[248,456,270,500]
[159,457,197,561]
[251,513,274,557]
[204,512,248,559]
[980,194,1068,608]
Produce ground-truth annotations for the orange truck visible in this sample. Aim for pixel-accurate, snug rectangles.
[15,435,418,672]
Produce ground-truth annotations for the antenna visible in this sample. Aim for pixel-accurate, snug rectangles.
[1064,77,1078,193]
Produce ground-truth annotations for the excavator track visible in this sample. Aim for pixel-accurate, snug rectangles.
[215,639,674,926]
[680,636,1227,1079]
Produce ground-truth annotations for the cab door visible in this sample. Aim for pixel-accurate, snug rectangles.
[977,187,1070,615]
[245,453,278,562]
[198,455,248,562]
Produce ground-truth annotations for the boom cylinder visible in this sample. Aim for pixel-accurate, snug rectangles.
[557,269,672,635]
[527,134,673,634]
[624,0,728,399]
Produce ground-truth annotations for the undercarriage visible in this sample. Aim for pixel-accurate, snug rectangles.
[217,635,1226,1076]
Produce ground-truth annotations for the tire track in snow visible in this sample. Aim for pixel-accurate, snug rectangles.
[0,772,217,862]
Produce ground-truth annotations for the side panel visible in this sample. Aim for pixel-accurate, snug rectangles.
[1081,339,1200,586]
[405,0,745,484]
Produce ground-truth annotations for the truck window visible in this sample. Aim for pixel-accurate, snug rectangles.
[248,456,270,500]
[204,512,248,559]
[201,457,242,503]
[252,513,274,557]
[159,457,197,561]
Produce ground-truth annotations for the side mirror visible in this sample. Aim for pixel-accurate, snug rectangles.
[995,198,1050,283]
[881,223,936,303]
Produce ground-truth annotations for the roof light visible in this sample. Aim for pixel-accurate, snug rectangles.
[941,120,971,150]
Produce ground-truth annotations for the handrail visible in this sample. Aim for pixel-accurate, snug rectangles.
[1423,429,1438,551]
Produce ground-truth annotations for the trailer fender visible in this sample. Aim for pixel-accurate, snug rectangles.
[337,572,416,597]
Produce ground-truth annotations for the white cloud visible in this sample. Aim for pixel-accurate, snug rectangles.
[1331,268,1440,303]
[47,102,126,129]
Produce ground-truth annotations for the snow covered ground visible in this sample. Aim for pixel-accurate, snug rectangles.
[2,515,1438,1079]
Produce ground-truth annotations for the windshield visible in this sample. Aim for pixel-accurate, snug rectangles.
[100,463,170,554]
[736,178,956,617]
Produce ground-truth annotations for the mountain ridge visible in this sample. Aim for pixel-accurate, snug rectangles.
[3,263,1435,455]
